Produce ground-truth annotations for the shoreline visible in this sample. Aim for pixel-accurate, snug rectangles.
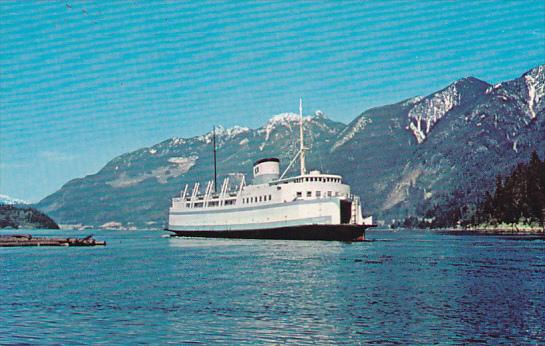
[376,227,545,236]
[435,227,545,236]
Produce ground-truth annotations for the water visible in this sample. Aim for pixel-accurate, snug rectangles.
[1,229,544,344]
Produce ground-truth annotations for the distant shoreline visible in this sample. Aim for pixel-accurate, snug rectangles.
[437,228,545,236]
[373,227,545,236]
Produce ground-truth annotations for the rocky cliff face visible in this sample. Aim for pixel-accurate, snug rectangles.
[36,65,545,227]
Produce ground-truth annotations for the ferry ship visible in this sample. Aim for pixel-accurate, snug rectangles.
[167,99,374,241]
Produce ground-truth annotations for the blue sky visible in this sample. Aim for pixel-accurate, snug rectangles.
[1,1,544,202]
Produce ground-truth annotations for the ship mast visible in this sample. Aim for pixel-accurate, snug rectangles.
[213,126,217,193]
[279,98,308,180]
[299,97,306,176]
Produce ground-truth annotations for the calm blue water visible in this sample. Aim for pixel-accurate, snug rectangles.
[1,229,544,344]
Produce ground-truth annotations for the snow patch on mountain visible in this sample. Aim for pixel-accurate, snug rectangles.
[331,115,372,151]
[196,125,250,143]
[486,83,502,94]
[108,156,198,188]
[217,125,250,138]
[524,65,545,119]
[402,96,424,107]
[259,113,309,141]
[171,137,186,146]
[0,194,28,205]
[168,156,198,165]
[407,83,461,143]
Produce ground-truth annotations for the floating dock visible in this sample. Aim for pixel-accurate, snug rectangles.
[0,234,106,247]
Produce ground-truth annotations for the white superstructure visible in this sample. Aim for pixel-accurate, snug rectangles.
[168,99,372,233]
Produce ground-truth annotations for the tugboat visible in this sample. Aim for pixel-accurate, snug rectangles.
[168,99,374,241]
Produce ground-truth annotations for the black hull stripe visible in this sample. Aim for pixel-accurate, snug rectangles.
[167,224,368,241]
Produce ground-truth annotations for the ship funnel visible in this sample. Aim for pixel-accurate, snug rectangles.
[252,158,280,184]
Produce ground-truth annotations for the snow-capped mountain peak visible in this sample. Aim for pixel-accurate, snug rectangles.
[259,112,312,141]
[196,125,250,143]
[0,194,28,205]
[523,65,545,119]
[406,77,489,143]
[407,83,461,143]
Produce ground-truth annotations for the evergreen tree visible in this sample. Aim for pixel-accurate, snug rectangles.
[527,151,544,223]
[472,151,545,226]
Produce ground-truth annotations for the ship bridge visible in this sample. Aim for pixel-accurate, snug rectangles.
[270,170,343,186]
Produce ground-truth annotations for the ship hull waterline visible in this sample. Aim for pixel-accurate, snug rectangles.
[167,224,372,242]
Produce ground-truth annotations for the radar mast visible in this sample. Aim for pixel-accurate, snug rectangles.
[299,97,306,176]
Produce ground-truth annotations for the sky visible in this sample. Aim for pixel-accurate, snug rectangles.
[1,1,544,202]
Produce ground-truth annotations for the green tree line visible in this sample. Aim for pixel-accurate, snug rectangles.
[392,151,545,229]
[474,151,545,226]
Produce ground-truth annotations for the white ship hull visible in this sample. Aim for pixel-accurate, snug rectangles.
[169,198,342,231]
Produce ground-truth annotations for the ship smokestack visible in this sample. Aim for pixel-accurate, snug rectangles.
[252,158,280,184]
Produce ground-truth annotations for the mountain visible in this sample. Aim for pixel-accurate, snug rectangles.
[37,112,345,228]
[36,65,545,228]
[0,204,60,229]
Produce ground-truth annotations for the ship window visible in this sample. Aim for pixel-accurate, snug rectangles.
[269,195,272,201]
[316,191,321,197]
[305,178,309,182]
[328,191,332,197]
[259,196,262,202]
[307,191,312,197]
[335,192,340,196]
[296,191,302,198]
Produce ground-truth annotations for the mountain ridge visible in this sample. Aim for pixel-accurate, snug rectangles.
[36,64,545,228]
